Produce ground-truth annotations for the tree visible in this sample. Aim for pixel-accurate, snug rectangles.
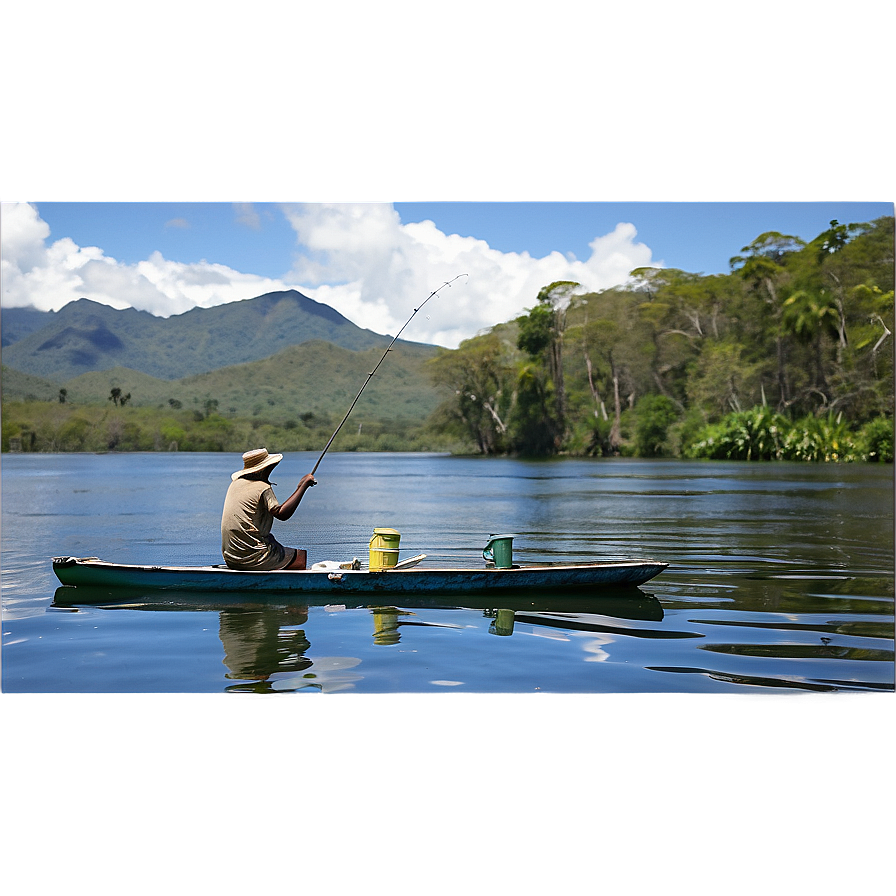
[517,281,579,445]
[805,219,863,356]
[109,387,122,406]
[566,289,655,453]
[781,288,840,401]
[730,232,806,408]
[428,332,513,455]
[508,362,557,455]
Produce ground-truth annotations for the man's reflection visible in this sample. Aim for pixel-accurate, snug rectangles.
[219,606,312,682]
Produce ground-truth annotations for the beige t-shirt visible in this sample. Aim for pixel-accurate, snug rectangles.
[221,478,292,570]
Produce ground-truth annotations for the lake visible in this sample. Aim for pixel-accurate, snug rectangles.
[2,451,893,694]
[2,456,894,893]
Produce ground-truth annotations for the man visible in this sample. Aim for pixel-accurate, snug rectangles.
[221,448,316,570]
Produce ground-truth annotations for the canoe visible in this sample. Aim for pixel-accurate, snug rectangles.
[52,555,668,595]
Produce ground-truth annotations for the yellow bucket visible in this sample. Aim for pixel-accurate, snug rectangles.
[369,527,401,571]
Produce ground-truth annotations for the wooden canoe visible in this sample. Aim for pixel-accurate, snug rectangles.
[53,555,668,595]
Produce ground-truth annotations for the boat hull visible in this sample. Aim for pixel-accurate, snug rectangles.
[53,556,668,595]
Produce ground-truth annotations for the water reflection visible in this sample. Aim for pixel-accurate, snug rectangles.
[218,608,366,692]
[218,606,312,681]
[52,585,672,691]
[369,607,464,645]
[48,575,894,693]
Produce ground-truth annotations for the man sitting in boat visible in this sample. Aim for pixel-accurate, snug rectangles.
[221,448,316,570]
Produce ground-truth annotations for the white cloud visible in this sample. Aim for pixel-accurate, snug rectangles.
[1,201,661,348]
[282,203,659,347]
[0,202,294,317]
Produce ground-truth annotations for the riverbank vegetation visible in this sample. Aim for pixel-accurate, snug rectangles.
[427,216,893,462]
[4,216,892,462]
[0,400,463,455]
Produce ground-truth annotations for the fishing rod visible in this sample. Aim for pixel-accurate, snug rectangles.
[311,273,468,476]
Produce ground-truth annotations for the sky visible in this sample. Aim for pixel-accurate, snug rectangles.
[2,200,891,349]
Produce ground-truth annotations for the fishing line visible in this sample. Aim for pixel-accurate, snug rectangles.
[311,273,468,476]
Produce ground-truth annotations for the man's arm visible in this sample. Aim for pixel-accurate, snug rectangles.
[271,473,316,521]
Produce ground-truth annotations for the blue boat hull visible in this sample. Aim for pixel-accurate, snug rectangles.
[53,556,668,595]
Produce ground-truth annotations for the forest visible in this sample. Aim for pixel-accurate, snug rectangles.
[3,216,893,462]
[426,216,894,462]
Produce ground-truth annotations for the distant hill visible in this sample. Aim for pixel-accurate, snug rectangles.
[2,339,448,424]
[1,290,416,381]
[0,365,60,402]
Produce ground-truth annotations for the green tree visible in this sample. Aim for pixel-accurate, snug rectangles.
[508,362,557,455]
[428,331,514,455]
[730,231,806,408]
[567,289,653,452]
[517,281,579,446]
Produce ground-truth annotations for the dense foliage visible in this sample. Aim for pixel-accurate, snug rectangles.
[427,216,894,461]
[0,400,461,455]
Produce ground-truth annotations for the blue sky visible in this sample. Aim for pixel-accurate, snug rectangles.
[3,200,892,348]
[3,5,893,350]
[30,201,892,280]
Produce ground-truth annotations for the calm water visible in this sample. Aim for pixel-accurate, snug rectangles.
[0,456,896,896]
[2,452,893,693]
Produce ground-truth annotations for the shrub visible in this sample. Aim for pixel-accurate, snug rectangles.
[858,417,894,462]
[687,407,787,461]
[780,412,859,462]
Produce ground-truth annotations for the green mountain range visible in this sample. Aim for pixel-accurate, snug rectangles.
[1,289,419,381]
[1,290,448,423]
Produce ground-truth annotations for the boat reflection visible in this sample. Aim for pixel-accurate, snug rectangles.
[52,585,671,691]
[52,583,665,617]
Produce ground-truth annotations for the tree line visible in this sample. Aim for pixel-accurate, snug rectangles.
[426,216,894,462]
[0,399,460,455]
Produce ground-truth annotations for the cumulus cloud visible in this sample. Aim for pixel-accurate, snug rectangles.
[1,201,661,348]
[282,203,659,347]
[1,202,294,317]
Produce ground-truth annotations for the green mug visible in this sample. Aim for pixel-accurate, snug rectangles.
[483,534,514,568]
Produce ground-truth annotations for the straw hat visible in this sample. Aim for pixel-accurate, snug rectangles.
[232,448,283,481]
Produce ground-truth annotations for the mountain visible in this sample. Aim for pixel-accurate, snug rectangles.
[1,305,55,347]
[1,290,413,381]
[37,339,446,422]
